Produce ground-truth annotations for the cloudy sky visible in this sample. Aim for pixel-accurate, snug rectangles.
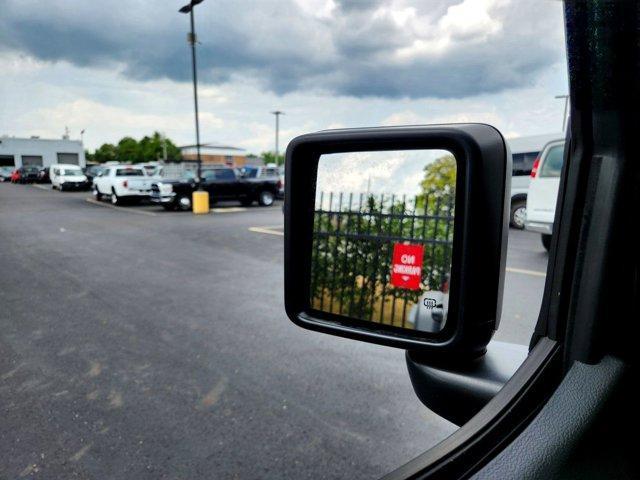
[317,149,450,199]
[0,0,567,154]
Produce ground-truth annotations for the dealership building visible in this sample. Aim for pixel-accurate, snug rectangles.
[0,136,86,168]
[179,143,264,168]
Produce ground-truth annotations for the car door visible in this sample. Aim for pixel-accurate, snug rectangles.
[209,168,237,199]
[95,168,109,193]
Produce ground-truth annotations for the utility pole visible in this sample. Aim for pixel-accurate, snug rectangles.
[555,94,570,133]
[271,111,284,160]
[180,0,205,185]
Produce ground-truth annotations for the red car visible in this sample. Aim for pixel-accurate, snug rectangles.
[10,169,21,183]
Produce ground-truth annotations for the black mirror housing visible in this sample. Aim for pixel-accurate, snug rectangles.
[284,124,510,359]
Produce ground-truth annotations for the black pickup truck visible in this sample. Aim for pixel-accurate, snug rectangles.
[150,166,281,211]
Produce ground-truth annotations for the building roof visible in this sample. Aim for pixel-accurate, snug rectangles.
[0,135,82,145]
[179,142,245,153]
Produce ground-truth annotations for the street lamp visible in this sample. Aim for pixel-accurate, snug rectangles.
[179,0,206,185]
[271,110,284,161]
[555,94,570,133]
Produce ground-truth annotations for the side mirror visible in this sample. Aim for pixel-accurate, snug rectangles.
[284,125,510,360]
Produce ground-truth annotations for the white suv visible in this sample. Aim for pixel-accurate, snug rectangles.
[525,139,565,251]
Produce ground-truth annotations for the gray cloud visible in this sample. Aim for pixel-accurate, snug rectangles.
[0,0,565,99]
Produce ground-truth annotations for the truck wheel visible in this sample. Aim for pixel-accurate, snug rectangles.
[541,234,552,251]
[59,183,65,192]
[177,194,192,211]
[258,190,274,206]
[93,186,102,201]
[510,200,526,229]
[111,189,120,205]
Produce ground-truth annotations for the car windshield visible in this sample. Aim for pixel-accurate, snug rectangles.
[215,169,235,179]
[200,169,217,179]
[116,168,145,176]
[62,168,83,176]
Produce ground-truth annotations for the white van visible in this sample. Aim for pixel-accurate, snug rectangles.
[506,133,564,229]
[50,164,90,191]
[525,139,566,250]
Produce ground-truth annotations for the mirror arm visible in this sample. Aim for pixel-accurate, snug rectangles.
[406,341,528,426]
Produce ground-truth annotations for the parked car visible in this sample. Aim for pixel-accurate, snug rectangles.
[16,166,40,184]
[92,165,153,205]
[50,164,90,191]
[151,166,280,211]
[506,134,564,229]
[10,169,21,183]
[37,167,50,184]
[525,139,565,251]
[0,166,14,182]
[84,164,105,184]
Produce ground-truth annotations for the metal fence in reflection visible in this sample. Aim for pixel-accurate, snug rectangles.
[310,192,455,329]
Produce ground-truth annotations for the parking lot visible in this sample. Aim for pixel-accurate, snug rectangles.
[0,182,547,479]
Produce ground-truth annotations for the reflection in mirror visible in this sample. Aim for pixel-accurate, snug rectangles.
[310,150,456,333]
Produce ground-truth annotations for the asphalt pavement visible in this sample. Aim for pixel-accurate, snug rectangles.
[0,183,547,479]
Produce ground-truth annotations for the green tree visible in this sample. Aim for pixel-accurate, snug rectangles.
[260,151,284,166]
[138,132,182,162]
[420,154,456,195]
[92,143,118,164]
[116,137,141,163]
[87,132,182,164]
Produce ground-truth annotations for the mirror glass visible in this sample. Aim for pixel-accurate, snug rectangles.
[310,149,456,333]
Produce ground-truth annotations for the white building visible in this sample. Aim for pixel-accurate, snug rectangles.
[0,136,86,168]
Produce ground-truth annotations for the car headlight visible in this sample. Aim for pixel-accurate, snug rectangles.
[159,183,173,194]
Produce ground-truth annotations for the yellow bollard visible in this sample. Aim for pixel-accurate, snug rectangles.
[192,190,210,214]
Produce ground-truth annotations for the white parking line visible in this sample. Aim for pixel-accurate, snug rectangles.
[506,267,546,277]
[31,184,52,191]
[248,226,284,236]
[85,198,158,216]
[211,207,247,213]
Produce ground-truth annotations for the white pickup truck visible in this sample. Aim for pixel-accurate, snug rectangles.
[92,165,154,205]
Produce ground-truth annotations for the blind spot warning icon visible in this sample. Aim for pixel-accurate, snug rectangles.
[423,298,437,309]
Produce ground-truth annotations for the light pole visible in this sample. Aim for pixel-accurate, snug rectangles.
[180,0,209,213]
[555,94,570,133]
[271,110,284,161]
[180,0,205,186]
